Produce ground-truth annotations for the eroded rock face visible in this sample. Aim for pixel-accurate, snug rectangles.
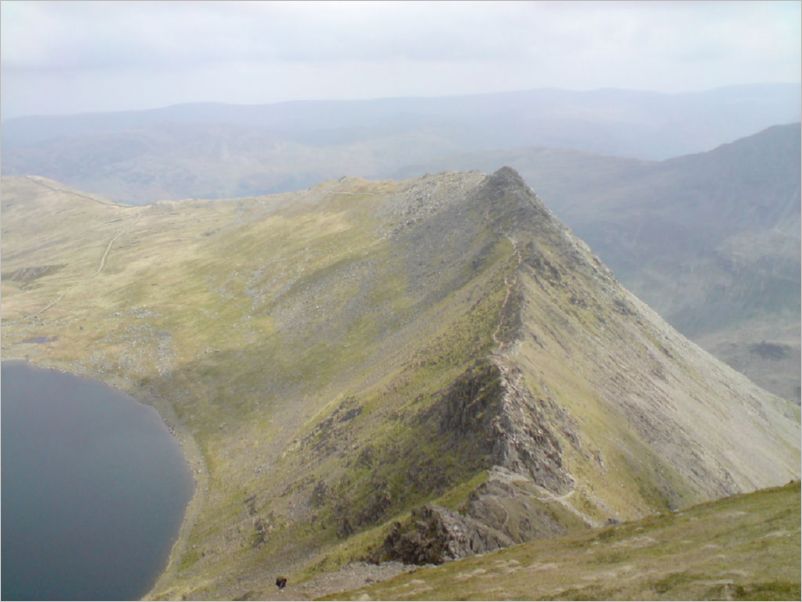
[436,361,504,448]
[375,462,589,567]
[432,359,575,496]
[382,354,580,566]
[491,362,576,495]
[376,504,512,565]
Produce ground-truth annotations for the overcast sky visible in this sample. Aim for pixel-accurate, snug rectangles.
[1,0,799,119]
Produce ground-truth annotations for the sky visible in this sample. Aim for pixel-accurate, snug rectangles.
[1,0,800,119]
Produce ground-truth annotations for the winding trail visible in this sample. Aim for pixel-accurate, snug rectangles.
[19,177,139,320]
[533,485,601,528]
[488,236,601,530]
[26,227,125,320]
[97,230,124,274]
[32,293,65,318]
[24,212,139,321]
[491,236,524,350]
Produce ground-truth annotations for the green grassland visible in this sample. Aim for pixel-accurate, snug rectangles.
[328,482,801,601]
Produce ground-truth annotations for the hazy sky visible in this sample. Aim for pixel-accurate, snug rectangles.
[2,1,800,118]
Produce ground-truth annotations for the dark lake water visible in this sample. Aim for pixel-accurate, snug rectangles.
[1,361,194,601]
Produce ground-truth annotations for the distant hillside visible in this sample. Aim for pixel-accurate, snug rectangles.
[2,170,798,600]
[400,124,802,402]
[2,84,799,203]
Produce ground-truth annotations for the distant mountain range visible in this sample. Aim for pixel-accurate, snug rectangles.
[3,84,799,203]
[2,168,798,599]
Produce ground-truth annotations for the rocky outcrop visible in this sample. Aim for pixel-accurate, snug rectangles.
[375,504,513,565]
[462,468,582,541]
[374,463,590,566]
[490,362,575,495]
[431,359,575,496]
[385,354,581,565]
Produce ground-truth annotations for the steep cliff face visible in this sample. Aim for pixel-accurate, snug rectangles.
[1,170,798,599]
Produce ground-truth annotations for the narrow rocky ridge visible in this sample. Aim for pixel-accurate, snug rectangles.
[369,166,800,568]
[369,168,594,564]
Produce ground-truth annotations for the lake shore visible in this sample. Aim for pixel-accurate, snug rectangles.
[141,388,209,601]
[1,356,206,601]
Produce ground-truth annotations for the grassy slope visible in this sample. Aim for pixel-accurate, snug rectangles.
[1,172,798,600]
[329,482,801,601]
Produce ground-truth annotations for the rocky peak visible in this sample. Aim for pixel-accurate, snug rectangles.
[472,166,611,287]
[486,165,528,188]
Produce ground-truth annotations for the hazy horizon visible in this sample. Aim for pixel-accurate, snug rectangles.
[2,1,800,119]
[2,80,801,122]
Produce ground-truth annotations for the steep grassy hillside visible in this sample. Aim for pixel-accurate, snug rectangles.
[329,482,801,601]
[1,171,798,600]
[398,124,802,402]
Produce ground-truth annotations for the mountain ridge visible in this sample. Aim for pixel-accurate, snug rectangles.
[399,123,802,403]
[1,168,798,600]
